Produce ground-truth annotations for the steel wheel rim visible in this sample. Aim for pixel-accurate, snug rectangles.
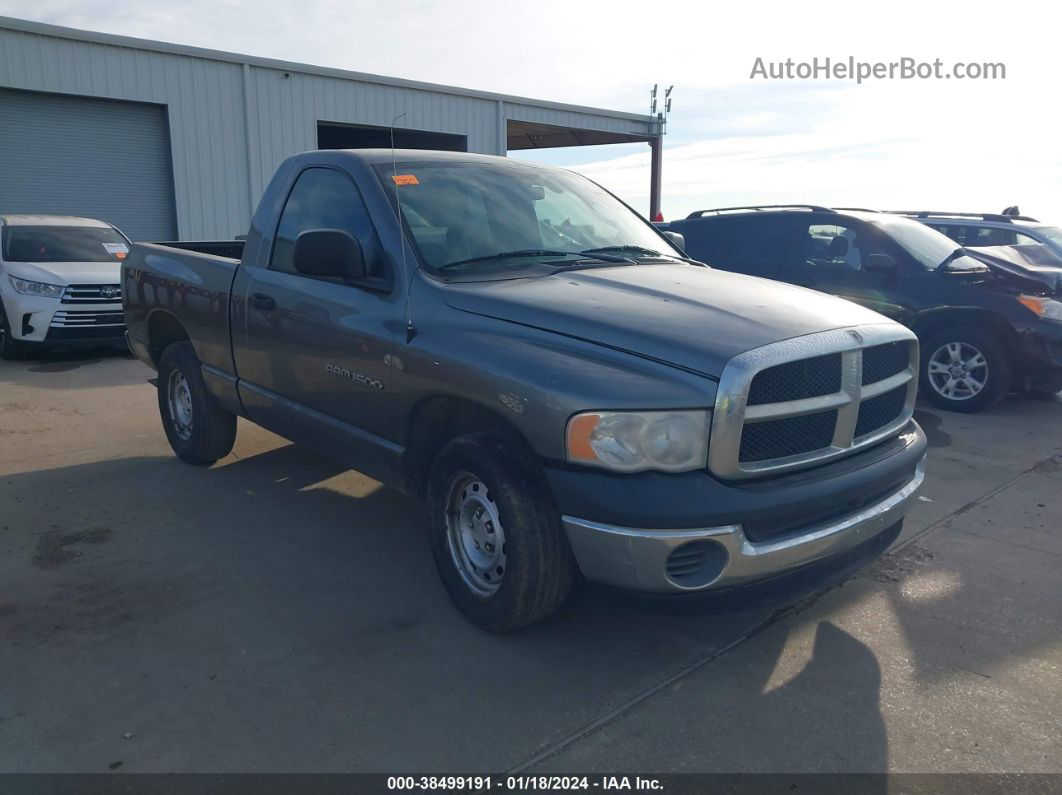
[167,369,194,440]
[927,341,988,401]
[443,471,507,597]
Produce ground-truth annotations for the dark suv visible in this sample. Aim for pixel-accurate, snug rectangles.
[664,206,1062,412]
[894,210,1062,259]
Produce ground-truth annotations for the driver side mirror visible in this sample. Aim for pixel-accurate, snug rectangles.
[864,253,897,274]
[294,229,367,281]
[662,230,686,253]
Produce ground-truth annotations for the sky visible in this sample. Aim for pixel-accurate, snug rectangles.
[2,0,1060,222]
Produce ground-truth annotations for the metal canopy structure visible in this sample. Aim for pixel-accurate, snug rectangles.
[507,120,652,150]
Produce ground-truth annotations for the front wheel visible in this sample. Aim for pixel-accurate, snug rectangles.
[157,341,237,464]
[426,433,577,632]
[921,327,1011,413]
[0,302,29,361]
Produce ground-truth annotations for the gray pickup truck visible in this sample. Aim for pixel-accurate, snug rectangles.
[123,149,927,630]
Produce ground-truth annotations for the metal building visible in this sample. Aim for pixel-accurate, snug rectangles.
[0,16,661,241]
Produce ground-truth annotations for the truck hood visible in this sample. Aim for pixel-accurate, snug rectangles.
[3,260,122,286]
[440,263,890,377]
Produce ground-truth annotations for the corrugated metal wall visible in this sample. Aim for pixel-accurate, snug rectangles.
[0,26,252,239]
[242,68,500,207]
[0,88,178,240]
[0,20,653,240]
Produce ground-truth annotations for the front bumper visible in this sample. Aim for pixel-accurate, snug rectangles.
[0,291,124,345]
[562,458,923,593]
[547,420,927,594]
[1018,321,1062,392]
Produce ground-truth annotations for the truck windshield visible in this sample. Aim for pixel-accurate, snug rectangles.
[2,225,130,263]
[374,161,678,273]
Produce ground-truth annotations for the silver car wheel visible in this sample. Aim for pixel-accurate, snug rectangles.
[443,471,507,597]
[167,369,194,440]
[927,341,988,401]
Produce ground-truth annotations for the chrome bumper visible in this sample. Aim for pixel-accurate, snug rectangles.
[561,456,926,593]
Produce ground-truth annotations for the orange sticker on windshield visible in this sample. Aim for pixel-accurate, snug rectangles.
[391,174,420,186]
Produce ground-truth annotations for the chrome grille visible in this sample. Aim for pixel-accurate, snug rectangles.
[710,325,919,479]
[739,410,839,463]
[50,310,125,328]
[61,284,122,304]
[855,385,908,439]
[861,341,910,386]
[747,353,841,405]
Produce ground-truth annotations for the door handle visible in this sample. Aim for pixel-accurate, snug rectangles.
[249,293,275,311]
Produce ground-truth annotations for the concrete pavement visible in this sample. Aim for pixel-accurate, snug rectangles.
[1,349,1059,773]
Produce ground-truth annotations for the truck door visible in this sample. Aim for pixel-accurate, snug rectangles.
[780,219,910,323]
[231,165,401,475]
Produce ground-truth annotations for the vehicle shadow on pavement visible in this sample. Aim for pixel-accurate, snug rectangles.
[14,432,1058,774]
[11,344,130,370]
[0,440,897,773]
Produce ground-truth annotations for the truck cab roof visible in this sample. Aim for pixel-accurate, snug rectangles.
[292,148,518,168]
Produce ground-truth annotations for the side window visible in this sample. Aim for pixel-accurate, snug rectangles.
[682,217,796,275]
[270,167,386,279]
[931,225,965,245]
[968,226,1017,247]
[803,222,891,271]
[1014,232,1042,246]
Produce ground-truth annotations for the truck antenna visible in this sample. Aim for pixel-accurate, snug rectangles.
[390,111,417,343]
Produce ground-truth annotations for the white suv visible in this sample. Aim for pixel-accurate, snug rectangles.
[0,215,130,360]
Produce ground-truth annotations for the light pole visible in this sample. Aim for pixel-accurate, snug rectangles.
[648,84,672,222]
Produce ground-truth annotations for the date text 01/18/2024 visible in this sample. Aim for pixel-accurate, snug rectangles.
[386,776,663,791]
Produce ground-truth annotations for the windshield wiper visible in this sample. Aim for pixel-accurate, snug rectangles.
[440,249,630,270]
[582,245,699,264]
[582,245,663,257]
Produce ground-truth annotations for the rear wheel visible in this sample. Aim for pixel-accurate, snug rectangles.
[157,341,237,464]
[921,326,1011,412]
[426,433,576,631]
[0,302,29,361]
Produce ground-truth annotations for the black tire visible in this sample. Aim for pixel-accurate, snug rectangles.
[920,326,1011,413]
[426,433,577,632]
[0,301,29,361]
[157,341,237,465]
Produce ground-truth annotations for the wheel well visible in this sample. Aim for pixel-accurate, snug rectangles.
[402,396,534,498]
[146,311,191,368]
[913,309,1022,384]
[914,309,1018,350]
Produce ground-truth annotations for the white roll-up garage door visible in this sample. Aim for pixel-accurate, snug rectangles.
[0,88,178,241]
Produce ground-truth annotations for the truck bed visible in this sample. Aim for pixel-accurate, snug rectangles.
[122,242,241,380]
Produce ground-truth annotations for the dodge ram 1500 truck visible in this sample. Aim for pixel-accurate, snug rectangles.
[123,149,927,631]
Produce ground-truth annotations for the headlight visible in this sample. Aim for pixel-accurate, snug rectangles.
[566,410,710,473]
[9,276,64,299]
[1018,295,1062,322]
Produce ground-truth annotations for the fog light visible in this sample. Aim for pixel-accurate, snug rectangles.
[665,540,729,589]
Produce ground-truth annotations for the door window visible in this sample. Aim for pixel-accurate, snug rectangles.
[684,217,797,275]
[929,224,966,245]
[804,222,892,272]
[270,167,385,279]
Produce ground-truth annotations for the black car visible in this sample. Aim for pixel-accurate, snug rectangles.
[663,205,1062,412]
